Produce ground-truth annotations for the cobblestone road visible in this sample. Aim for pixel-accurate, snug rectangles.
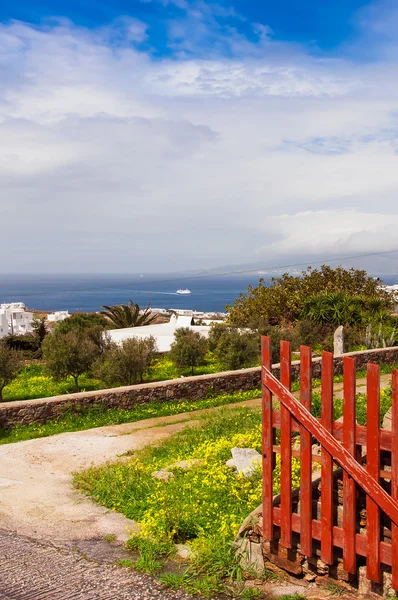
[0,530,190,600]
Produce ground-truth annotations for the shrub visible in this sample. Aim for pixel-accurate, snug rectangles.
[170,328,208,375]
[94,337,158,386]
[213,328,259,370]
[42,330,99,391]
[0,344,22,401]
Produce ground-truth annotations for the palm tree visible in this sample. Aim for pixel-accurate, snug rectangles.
[100,300,158,329]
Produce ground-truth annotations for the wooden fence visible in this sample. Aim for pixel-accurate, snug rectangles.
[261,336,398,588]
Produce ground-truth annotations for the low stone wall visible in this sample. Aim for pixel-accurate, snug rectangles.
[1,347,398,430]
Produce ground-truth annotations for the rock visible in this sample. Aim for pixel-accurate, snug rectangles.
[235,539,265,575]
[383,407,392,431]
[175,543,194,561]
[270,584,306,597]
[151,470,174,481]
[226,458,236,470]
[167,459,204,471]
[333,325,345,356]
[231,447,261,476]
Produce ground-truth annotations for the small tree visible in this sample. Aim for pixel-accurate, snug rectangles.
[42,331,99,392]
[213,328,259,370]
[0,344,22,401]
[100,300,158,329]
[169,328,208,375]
[94,336,157,386]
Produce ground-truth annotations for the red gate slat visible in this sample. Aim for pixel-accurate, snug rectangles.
[366,363,381,583]
[262,369,398,525]
[261,336,273,540]
[300,345,312,557]
[343,356,357,574]
[280,340,292,548]
[392,370,398,591]
[321,351,334,564]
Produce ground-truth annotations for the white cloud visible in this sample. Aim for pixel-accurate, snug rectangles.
[0,8,398,273]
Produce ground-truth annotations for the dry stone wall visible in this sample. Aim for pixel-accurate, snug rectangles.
[1,347,398,430]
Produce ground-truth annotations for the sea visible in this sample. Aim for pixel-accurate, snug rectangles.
[0,273,397,314]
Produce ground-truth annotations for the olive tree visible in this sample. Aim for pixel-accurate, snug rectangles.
[213,327,259,370]
[42,330,99,392]
[169,328,208,375]
[94,336,158,386]
[0,344,22,401]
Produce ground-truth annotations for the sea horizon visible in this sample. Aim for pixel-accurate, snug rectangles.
[0,272,397,315]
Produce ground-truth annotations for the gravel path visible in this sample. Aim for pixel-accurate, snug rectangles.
[0,530,191,600]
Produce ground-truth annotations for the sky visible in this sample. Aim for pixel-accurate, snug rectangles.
[1,0,398,274]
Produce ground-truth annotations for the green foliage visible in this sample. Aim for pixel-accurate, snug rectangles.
[2,333,39,357]
[126,536,174,574]
[363,322,397,349]
[94,336,158,386]
[56,313,108,334]
[100,300,158,329]
[42,330,99,391]
[227,266,393,328]
[31,316,48,345]
[258,326,299,363]
[213,327,259,370]
[301,292,389,327]
[0,344,22,401]
[1,363,104,403]
[170,328,208,374]
[56,313,110,354]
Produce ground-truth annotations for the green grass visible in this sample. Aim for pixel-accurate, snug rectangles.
[2,363,104,402]
[0,387,262,445]
[1,354,230,403]
[74,408,295,597]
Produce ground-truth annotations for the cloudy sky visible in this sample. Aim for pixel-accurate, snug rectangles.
[1,0,398,274]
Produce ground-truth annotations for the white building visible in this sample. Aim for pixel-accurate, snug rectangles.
[0,303,34,337]
[0,311,8,339]
[107,312,211,353]
[47,310,70,323]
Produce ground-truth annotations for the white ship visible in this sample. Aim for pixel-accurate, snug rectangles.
[176,288,191,295]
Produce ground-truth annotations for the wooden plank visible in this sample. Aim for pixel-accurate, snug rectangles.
[299,345,312,557]
[392,370,398,591]
[343,356,357,574]
[321,351,334,564]
[272,412,393,452]
[261,336,273,541]
[366,363,381,583]
[273,508,392,565]
[280,340,292,549]
[262,368,398,526]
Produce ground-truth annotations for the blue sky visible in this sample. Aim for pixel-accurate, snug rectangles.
[1,0,398,273]
[0,0,377,55]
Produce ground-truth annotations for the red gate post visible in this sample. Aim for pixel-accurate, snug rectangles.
[280,340,292,548]
[343,356,357,574]
[392,370,398,591]
[300,345,312,557]
[321,351,334,565]
[366,363,381,583]
[262,336,274,540]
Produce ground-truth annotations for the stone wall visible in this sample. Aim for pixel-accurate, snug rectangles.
[1,346,398,430]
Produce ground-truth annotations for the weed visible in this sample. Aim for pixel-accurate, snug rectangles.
[325,580,346,596]
[278,594,305,600]
[126,536,174,574]
[103,534,116,542]
[159,573,186,590]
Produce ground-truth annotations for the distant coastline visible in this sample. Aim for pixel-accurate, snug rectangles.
[1,273,397,314]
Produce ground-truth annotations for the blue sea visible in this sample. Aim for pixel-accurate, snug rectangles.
[0,273,397,314]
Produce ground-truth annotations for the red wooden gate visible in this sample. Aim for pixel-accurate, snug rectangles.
[261,336,398,587]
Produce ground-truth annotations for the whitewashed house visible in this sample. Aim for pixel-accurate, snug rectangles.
[47,310,70,323]
[0,303,34,336]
